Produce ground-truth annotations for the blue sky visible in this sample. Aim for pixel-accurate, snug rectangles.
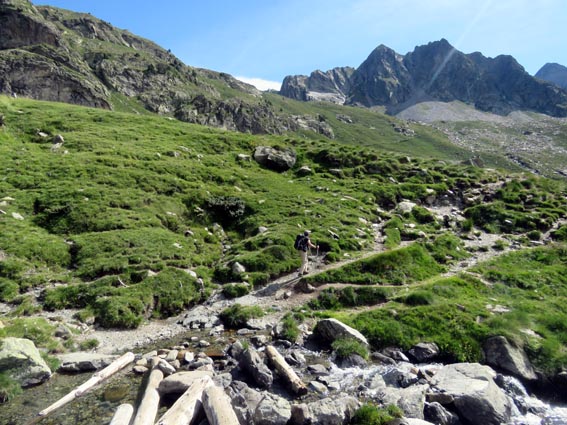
[35,0,566,90]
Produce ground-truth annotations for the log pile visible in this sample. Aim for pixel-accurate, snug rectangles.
[29,342,308,425]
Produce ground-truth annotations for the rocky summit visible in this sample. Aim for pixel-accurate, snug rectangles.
[281,39,567,117]
[536,62,567,90]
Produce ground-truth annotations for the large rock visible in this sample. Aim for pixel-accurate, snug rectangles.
[253,146,296,171]
[407,342,440,363]
[483,336,537,381]
[380,384,429,420]
[158,370,214,394]
[314,318,368,347]
[430,363,512,425]
[0,337,51,387]
[253,393,291,425]
[57,352,116,373]
[239,348,273,388]
[290,395,360,425]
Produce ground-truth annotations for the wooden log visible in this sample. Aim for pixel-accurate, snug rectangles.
[34,352,135,420]
[109,403,134,425]
[202,385,240,425]
[132,367,164,425]
[265,345,308,395]
[155,375,212,425]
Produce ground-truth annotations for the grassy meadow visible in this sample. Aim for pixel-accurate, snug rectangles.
[1,94,567,379]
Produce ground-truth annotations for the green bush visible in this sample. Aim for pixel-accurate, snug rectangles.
[222,283,250,298]
[280,313,300,342]
[331,338,369,360]
[401,290,434,306]
[206,196,246,225]
[219,304,264,328]
[0,278,19,302]
[93,296,146,328]
[350,403,403,425]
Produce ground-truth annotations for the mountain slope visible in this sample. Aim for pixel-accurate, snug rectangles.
[0,0,304,134]
[281,39,567,118]
[536,62,567,90]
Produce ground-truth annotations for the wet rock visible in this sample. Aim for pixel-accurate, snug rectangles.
[289,394,359,425]
[383,364,420,388]
[240,348,273,388]
[483,336,537,382]
[430,363,512,425]
[307,364,330,376]
[424,401,460,425]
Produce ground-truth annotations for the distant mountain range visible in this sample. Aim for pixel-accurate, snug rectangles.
[280,39,567,118]
[2,0,567,131]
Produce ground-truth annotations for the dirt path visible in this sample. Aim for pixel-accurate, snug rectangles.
[47,212,567,355]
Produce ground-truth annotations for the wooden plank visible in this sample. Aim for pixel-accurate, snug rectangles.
[132,367,164,425]
[109,403,134,425]
[155,375,212,425]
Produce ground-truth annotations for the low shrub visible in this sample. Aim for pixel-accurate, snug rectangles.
[280,313,300,342]
[0,373,22,403]
[331,338,369,360]
[351,403,403,425]
[222,283,250,298]
[219,304,264,328]
[401,290,434,306]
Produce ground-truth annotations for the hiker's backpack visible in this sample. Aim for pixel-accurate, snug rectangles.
[294,234,307,250]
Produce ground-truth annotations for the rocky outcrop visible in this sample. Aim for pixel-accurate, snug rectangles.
[0,337,51,387]
[536,63,567,90]
[483,336,537,382]
[280,67,355,104]
[280,39,567,118]
[430,363,512,425]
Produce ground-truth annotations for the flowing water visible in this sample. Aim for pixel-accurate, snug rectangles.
[2,334,567,425]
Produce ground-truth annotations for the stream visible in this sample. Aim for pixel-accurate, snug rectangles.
[2,327,567,425]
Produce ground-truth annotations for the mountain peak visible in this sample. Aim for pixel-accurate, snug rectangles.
[536,63,567,90]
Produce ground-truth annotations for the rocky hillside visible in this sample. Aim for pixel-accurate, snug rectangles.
[0,0,307,134]
[281,39,567,117]
[536,62,567,90]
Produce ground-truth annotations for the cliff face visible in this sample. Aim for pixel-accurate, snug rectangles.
[281,39,567,117]
[0,0,300,134]
[280,67,355,104]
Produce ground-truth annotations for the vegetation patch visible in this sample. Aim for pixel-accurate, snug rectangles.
[219,304,264,328]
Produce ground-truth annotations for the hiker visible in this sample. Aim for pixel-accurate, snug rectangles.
[296,230,318,276]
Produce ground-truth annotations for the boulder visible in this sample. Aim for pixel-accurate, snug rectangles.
[430,363,512,425]
[407,342,440,363]
[424,401,460,425]
[57,352,116,373]
[483,336,537,381]
[380,384,428,420]
[229,381,263,425]
[0,337,51,387]
[314,318,368,347]
[289,394,359,425]
[253,146,296,171]
[240,348,273,388]
[253,393,291,425]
